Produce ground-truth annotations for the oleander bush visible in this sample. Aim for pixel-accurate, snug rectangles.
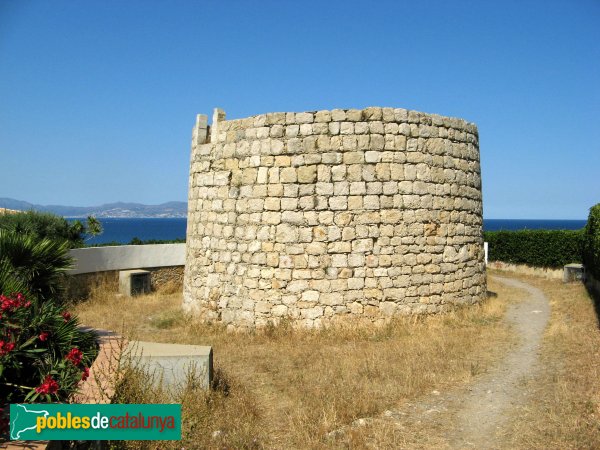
[484,229,584,269]
[0,292,97,404]
[0,228,98,440]
[583,204,600,280]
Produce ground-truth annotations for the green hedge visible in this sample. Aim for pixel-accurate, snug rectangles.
[484,229,584,269]
[583,204,600,279]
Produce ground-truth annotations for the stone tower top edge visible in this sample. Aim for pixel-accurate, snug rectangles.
[193,106,478,134]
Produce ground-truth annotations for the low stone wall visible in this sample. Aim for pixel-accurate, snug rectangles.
[65,266,184,301]
[487,261,563,280]
[150,266,184,290]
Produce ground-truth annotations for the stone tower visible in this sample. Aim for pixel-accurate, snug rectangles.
[183,107,486,329]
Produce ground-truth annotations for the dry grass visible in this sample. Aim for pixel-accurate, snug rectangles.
[498,272,600,449]
[73,277,515,449]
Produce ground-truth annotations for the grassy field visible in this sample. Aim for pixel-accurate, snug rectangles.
[72,272,600,449]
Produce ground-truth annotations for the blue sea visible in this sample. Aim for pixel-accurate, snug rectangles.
[80,218,187,245]
[79,218,587,245]
[484,219,586,232]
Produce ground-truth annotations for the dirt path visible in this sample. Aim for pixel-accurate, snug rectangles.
[329,276,551,449]
[450,276,551,448]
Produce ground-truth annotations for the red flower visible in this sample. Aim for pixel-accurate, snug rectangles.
[0,340,15,356]
[0,293,30,312]
[81,367,90,381]
[62,311,72,322]
[35,375,59,395]
[1,297,14,311]
[39,331,49,342]
[65,348,83,366]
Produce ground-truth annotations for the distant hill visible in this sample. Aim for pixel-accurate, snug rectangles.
[0,198,187,218]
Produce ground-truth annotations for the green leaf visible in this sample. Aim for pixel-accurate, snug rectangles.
[18,335,40,350]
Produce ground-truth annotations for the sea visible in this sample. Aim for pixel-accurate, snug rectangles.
[79,218,187,245]
[79,218,588,246]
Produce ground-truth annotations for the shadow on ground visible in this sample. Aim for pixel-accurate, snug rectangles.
[585,279,600,327]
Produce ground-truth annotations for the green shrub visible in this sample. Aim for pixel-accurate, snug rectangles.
[0,210,101,248]
[583,204,600,280]
[484,229,584,269]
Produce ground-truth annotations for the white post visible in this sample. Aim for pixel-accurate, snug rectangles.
[484,242,488,265]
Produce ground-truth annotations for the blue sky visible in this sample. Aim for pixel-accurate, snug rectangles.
[1,0,598,219]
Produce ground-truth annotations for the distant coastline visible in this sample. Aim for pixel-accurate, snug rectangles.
[0,197,187,219]
[78,217,588,245]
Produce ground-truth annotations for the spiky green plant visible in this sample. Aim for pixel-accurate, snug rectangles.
[0,229,72,305]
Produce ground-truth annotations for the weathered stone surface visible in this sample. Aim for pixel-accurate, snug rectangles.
[297,165,317,183]
[184,107,485,329]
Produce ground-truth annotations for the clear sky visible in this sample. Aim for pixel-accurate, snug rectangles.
[1,0,598,219]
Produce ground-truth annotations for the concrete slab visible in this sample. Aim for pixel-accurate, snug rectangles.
[128,341,213,389]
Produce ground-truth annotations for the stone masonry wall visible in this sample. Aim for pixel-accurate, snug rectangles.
[184,107,486,329]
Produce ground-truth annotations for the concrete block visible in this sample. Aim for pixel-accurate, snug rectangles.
[119,269,151,296]
[129,341,213,389]
[563,263,585,283]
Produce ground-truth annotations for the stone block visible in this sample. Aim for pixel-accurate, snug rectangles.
[296,112,314,123]
[276,223,298,243]
[329,196,348,210]
[298,165,317,183]
[280,167,297,183]
[365,151,381,163]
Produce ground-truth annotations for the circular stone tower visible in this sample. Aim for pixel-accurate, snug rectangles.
[183,107,486,329]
